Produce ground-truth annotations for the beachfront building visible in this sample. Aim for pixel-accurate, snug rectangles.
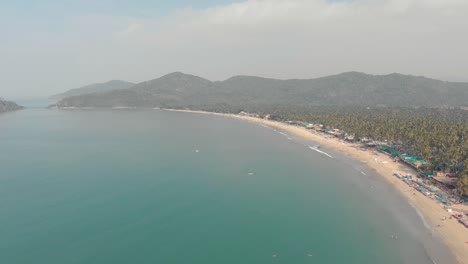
[379,145,399,157]
[238,111,260,118]
[400,154,427,170]
[326,128,341,136]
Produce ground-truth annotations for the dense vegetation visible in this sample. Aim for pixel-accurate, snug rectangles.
[51,72,468,194]
[203,105,468,195]
[50,80,134,100]
[52,72,468,108]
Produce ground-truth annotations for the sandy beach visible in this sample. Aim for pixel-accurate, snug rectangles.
[167,109,468,264]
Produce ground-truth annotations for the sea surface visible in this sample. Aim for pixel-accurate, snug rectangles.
[0,109,453,264]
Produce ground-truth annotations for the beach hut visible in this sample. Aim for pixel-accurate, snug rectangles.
[379,145,398,157]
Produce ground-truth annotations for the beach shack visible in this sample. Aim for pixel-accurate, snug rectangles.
[379,145,398,157]
[305,123,314,129]
[399,154,427,171]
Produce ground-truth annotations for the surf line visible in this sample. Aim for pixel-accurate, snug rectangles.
[308,146,334,159]
[279,131,293,140]
[258,123,293,140]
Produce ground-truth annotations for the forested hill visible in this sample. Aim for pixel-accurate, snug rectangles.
[0,98,23,113]
[50,80,134,100]
[51,72,468,109]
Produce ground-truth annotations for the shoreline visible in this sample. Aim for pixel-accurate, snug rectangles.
[165,108,468,264]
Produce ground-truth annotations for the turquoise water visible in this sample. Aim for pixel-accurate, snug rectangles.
[0,109,451,264]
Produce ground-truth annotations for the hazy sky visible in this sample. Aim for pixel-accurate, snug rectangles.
[1,0,467,98]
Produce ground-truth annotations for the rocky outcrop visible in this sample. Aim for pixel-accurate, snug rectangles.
[0,98,24,113]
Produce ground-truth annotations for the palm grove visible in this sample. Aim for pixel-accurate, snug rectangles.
[258,106,467,195]
[52,72,468,195]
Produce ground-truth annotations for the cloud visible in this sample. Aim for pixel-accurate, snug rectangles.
[1,0,468,98]
[122,0,468,78]
[180,0,467,24]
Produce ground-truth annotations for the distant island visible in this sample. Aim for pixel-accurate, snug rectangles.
[0,98,23,113]
[50,71,468,109]
[50,80,134,100]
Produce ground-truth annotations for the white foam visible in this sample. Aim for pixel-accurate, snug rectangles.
[278,131,293,140]
[308,146,334,159]
[409,201,432,232]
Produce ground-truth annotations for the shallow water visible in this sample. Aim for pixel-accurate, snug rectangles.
[0,109,453,264]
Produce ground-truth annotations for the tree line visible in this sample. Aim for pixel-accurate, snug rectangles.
[184,103,467,195]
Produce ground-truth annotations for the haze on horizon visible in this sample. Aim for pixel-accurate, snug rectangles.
[2,0,468,99]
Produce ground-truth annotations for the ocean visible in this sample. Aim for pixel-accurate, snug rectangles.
[0,109,453,264]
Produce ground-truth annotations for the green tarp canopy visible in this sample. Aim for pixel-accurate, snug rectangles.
[379,145,398,156]
[423,170,434,176]
[399,154,425,163]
